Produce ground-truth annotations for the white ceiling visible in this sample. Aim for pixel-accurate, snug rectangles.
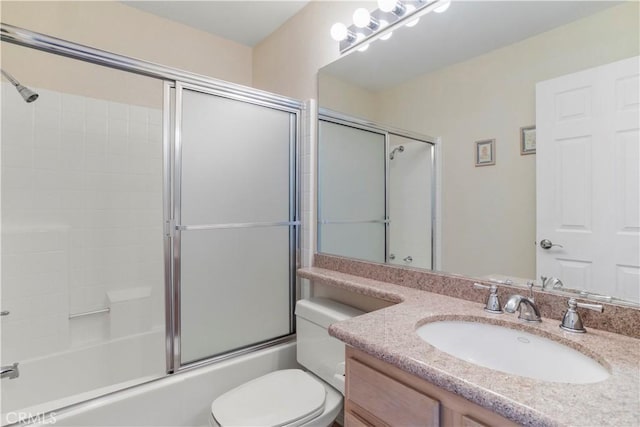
[322,1,621,91]
[122,1,310,47]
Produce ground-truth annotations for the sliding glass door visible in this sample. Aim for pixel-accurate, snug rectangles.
[172,85,298,366]
[317,120,386,263]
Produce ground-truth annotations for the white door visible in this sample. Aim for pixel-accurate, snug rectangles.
[388,135,434,269]
[536,56,640,303]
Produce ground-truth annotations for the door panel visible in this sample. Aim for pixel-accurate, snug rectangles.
[176,87,296,365]
[536,56,640,303]
[180,89,292,226]
[318,120,386,263]
[180,227,291,363]
[388,135,434,269]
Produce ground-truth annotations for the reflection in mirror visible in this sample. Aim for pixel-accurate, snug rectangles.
[318,117,386,262]
[317,1,640,305]
[318,113,436,269]
[388,134,435,270]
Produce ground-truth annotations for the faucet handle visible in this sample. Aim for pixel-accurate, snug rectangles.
[473,283,503,314]
[560,298,604,333]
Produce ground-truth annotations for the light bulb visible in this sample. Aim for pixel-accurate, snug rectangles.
[353,8,371,28]
[330,22,348,41]
[434,0,451,13]
[377,0,398,13]
[379,20,393,41]
[404,4,419,27]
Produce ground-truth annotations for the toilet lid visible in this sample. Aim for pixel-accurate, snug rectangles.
[211,369,326,427]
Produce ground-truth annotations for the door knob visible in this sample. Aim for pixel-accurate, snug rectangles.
[389,254,395,260]
[540,239,563,250]
[403,256,413,263]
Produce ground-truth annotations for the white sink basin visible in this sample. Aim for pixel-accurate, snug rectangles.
[416,320,609,384]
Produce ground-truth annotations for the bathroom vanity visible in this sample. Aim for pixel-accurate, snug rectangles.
[344,347,517,427]
[298,259,640,427]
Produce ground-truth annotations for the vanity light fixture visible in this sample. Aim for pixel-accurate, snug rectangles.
[434,0,451,13]
[330,22,354,42]
[353,8,379,31]
[355,33,370,52]
[404,4,420,27]
[330,0,451,54]
[379,20,393,41]
[378,0,406,15]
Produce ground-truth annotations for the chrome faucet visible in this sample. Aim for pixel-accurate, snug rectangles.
[541,276,564,289]
[560,298,603,333]
[504,295,541,322]
[1,362,19,380]
[472,283,503,313]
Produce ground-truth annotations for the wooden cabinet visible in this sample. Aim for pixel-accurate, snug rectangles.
[345,347,519,427]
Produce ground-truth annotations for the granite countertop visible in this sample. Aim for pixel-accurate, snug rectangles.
[298,267,640,427]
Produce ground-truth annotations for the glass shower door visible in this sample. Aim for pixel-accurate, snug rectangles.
[174,86,296,365]
[317,119,386,263]
[388,134,435,269]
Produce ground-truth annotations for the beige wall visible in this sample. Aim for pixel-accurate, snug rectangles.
[253,1,373,100]
[375,2,640,278]
[318,72,378,120]
[0,1,252,85]
[0,0,253,106]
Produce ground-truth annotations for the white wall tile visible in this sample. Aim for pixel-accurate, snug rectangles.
[62,93,86,113]
[2,144,33,169]
[2,86,164,364]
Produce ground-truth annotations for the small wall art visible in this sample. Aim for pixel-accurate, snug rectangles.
[520,125,536,155]
[475,139,495,167]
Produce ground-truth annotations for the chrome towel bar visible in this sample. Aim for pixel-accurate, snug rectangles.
[68,307,110,319]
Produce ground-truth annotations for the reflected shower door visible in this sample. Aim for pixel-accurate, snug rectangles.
[317,120,386,263]
[176,87,296,365]
[388,135,434,269]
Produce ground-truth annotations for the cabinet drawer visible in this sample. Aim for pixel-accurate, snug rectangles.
[345,410,374,427]
[348,359,440,426]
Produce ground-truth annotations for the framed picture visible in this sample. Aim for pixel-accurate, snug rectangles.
[520,125,536,155]
[475,139,495,167]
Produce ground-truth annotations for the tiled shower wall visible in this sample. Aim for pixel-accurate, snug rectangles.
[1,83,164,361]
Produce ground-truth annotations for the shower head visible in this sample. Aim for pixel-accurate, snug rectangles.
[1,69,39,103]
[389,145,404,160]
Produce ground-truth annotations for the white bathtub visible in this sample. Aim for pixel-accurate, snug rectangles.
[3,341,298,427]
[1,329,165,425]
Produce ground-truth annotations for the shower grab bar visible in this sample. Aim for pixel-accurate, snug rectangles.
[318,219,390,224]
[177,221,300,231]
[69,307,110,320]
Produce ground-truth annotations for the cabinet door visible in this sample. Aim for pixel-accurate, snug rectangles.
[347,359,441,426]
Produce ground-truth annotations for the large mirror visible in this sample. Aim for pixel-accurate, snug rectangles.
[317,1,640,305]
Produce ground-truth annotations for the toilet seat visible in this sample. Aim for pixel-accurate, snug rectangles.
[210,369,327,427]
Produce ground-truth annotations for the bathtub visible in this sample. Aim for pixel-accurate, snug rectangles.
[3,341,297,426]
[2,328,165,425]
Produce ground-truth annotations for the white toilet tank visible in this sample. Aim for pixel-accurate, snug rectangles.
[295,298,364,394]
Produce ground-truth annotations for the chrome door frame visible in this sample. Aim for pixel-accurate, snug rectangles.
[317,108,438,268]
[169,82,301,371]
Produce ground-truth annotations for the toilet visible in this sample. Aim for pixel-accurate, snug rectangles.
[209,298,364,427]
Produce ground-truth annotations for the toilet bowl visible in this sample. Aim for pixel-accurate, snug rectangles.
[208,298,363,427]
[208,370,343,427]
